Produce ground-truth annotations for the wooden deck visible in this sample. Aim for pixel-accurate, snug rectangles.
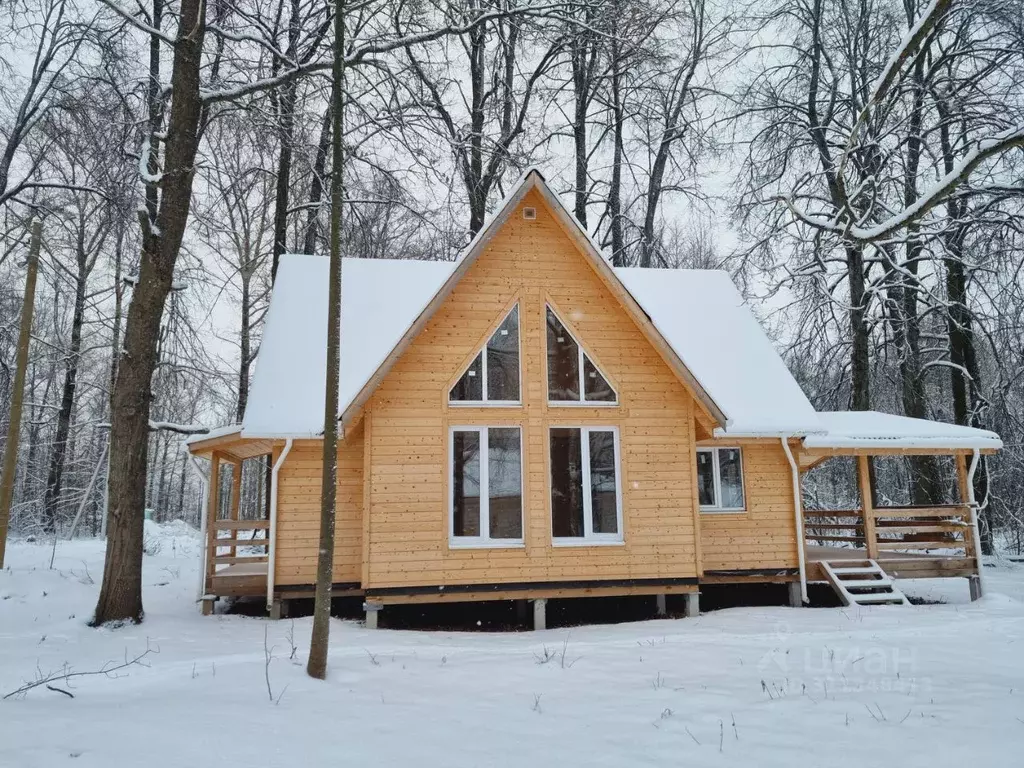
[209,561,269,597]
[805,545,977,580]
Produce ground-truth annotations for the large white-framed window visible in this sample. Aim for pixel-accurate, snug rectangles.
[449,426,524,547]
[696,447,746,513]
[545,305,617,406]
[549,426,623,545]
[450,304,521,405]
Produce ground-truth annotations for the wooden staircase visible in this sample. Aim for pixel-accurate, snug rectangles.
[819,560,909,606]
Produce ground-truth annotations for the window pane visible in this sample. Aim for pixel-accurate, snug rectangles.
[718,449,745,509]
[488,428,522,539]
[486,306,520,401]
[583,354,615,402]
[546,308,579,401]
[588,430,618,534]
[696,451,715,506]
[450,352,483,401]
[452,431,481,536]
[550,428,584,537]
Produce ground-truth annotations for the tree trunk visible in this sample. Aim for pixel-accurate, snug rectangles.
[43,227,89,532]
[887,53,943,504]
[465,18,487,236]
[303,105,332,255]
[570,18,595,228]
[608,30,625,267]
[93,0,207,625]
[307,0,345,679]
[0,219,41,568]
[236,269,251,422]
[175,450,188,522]
[270,0,300,280]
[934,89,993,553]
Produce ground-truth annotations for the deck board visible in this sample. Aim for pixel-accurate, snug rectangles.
[805,545,976,580]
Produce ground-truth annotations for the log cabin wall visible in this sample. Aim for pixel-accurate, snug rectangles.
[696,439,800,574]
[362,188,704,591]
[273,427,364,587]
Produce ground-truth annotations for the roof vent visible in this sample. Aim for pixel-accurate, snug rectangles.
[523,207,537,220]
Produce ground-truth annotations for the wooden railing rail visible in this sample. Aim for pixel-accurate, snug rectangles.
[212,519,269,530]
[803,509,867,546]
[872,504,974,558]
[805,504,975,559]
[207,519,270,572]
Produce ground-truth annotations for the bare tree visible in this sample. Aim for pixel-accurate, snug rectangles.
[0,0,98,208]
[399,0,564,235]
[307,0,346,682]
[194,114,276,421]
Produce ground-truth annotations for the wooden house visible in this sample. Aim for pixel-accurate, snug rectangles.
[186,170,1001,626]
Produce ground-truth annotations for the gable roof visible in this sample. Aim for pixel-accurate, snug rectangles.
[241,170,820,439]
[333,169,729,430]
[616,268,822,437]
[242,255,455,437]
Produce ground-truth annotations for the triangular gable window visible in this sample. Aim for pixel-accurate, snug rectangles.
[450,304,520,403]
[546,306,617,404]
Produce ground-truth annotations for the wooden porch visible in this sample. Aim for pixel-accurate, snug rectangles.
[802,454,982,587]
[189,430,276,612]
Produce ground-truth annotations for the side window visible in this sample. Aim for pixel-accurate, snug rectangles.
[546,306,616,404]
[550,427,623,543]
[451,427,524,545]
[450,305,521,404]
[697,447,746,512]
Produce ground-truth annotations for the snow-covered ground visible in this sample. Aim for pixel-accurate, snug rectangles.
[2,523,1023,768]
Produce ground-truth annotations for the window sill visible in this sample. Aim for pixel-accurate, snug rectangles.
[551,538,624,547]
[448,540,526,550]
[699,508,747,515]
[448,401,523,408]
[547,401,619,408]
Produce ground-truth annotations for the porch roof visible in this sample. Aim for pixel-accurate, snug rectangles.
[184,425,276,461]
[802,411,1002,453]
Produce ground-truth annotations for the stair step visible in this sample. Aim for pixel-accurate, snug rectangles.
[819,559,909,607]
[853,593,908,605]
[841,579,893,589]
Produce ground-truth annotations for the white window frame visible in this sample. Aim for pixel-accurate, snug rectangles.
[550,425,625,546]
[449,304,522,407]
[449,426,525,548]
[697,447,747,514]
[545,304,618,407]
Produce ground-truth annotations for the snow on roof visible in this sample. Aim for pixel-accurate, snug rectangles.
[242,255,456,438]
[244,253,824,437]
[184,423,241,446]
[803,411,1003,451]
[615,268,823,437]
[239,256,1004,451]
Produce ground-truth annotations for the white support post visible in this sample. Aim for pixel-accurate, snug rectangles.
[533,598,547,631]
[684,592,699,618]
[781,437,809,604]
[655,594,667,617]
[188,454,211,605]
[965,449,987,599]
[266,439,294,611]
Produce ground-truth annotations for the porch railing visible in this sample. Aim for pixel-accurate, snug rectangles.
[205,519,269,586]
[804,504,977,560]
